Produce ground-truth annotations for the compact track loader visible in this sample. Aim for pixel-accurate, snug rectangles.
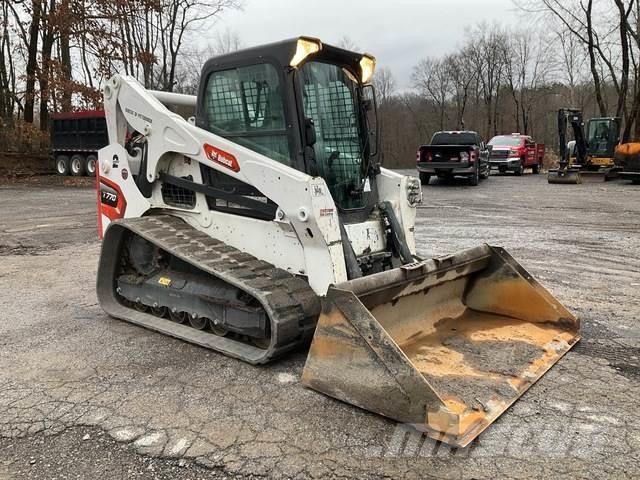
[96,37,579,447]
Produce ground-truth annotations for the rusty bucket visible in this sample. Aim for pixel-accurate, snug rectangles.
[302,245,580,447]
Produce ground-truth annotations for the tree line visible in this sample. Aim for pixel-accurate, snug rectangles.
[0,0,241,150]
[1,0,638,167]
[376,1,640,167]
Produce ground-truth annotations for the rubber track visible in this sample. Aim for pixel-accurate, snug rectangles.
[97,215,321,364]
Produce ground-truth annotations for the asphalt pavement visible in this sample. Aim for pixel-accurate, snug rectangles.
[0,172,639,479]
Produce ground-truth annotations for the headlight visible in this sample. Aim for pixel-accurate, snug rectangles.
[290,37,322,67]
[509,148,519,156]
[359,54,376,84]
[406,177,422,206]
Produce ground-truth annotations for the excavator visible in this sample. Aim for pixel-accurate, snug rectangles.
[548,108,621,184]
[96,37,580,447]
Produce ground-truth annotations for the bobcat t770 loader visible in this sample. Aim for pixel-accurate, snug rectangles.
[96,37,580,447]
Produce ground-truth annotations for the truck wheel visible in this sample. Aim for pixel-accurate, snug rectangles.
[532,161,541,174]
[70,154,86,176]
[85,154,97,176]
[419,172,431,185]
[55,155,70,175]
[515,160,524,176]
[469,166,479,186]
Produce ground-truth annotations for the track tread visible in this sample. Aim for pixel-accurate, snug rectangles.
[99,215,321,363]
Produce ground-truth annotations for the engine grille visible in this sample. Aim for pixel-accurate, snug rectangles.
[161,181,196,209]
[490,150,509,159]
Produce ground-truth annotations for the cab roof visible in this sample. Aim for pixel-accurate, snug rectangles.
[201,36,369,81]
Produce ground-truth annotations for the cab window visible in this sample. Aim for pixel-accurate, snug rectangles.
[204,63,292,166]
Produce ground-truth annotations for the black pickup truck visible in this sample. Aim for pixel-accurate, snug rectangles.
[416,131,491,186]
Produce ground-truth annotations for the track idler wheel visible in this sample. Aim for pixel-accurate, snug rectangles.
[189,314,207,330]
[151,305,167,318]
[169,310,187,324]
[134,300,149,312]
[209,318,228,337]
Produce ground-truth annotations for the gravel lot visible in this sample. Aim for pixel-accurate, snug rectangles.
[0,172,639,479]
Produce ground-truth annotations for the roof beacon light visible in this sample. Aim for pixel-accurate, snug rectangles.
[290,37,322,67]
[359,54,376,84]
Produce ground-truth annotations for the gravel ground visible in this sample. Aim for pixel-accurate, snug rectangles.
[0,172,639,479]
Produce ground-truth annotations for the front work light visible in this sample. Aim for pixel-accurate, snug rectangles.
[359,54,376,84]
[290,37,322,67]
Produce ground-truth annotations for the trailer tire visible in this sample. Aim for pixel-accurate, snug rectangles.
[85,154,97,176]
[55,155,70,175]
[70,154,85,176]
[419,172,431,185]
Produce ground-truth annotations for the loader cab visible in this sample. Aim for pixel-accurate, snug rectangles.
[195,37,379,212]
[586,117,621,158]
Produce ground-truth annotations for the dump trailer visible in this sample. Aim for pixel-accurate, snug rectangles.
[96,37,579,447]
[51,110,108,176]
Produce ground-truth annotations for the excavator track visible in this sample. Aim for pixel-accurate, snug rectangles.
[97,215,321,364]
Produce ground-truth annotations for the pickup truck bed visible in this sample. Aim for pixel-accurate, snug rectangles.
[416,131,490,186]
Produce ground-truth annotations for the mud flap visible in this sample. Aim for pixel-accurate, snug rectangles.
[301,245,580,447]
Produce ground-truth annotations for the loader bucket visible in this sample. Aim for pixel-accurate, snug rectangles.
[302,245,580,447]
[547,168,582,184]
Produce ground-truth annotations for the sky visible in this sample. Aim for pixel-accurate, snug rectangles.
[216,0,522,89]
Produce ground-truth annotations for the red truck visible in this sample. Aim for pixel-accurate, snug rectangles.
[487,133,545,175]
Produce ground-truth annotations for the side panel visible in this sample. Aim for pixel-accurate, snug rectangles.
[97,143,150,235]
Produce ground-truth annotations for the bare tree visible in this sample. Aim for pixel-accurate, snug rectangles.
[445,50,477,130]
[211,28,243,56]
[467,23,507,137]
[337,35,359,51]
[412,57,451,130]
[502,31,549,134]
[173,28,243,94]
[373,66,395,104]
[519,0,639,139]
[554,28,588,106]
